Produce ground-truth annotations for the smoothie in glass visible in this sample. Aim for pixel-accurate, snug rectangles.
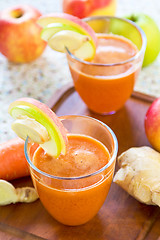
[25,115,118,226]
[67,16,146,114]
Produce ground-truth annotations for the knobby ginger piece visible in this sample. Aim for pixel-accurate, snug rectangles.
[0,180,39,205]
[15,187,39,203]
[113,146,160,206]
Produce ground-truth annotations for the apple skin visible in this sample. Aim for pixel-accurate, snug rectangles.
[0,5,46,63]
[126,14,160,67]
[145,97,160,152]
[62,0,116,19]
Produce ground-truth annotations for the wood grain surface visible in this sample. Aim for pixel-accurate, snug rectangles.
[0,87,160,240]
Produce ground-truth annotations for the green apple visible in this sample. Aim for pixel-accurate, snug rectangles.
[126,14,160,67]
[9,98,68,157]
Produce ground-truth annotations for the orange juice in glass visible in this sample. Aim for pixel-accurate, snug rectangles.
[66,16,147,114]
[25,115,118,226]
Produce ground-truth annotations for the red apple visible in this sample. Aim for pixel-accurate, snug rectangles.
[145,97,160,152]
[62,0,116,19]
[0,5,46,63]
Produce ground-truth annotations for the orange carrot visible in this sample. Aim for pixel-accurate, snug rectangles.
[0,137,30,180]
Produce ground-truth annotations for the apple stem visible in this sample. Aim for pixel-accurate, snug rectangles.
[129,14,137,22]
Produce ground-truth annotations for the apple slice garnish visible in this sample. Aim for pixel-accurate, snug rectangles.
[37,13,97,61]
[40,22,83,41]
[11,117,50,144]
[48,30,91,53]
[8,98,68,157]
[40,22,91,53]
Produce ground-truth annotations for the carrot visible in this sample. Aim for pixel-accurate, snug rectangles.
[0,137,30,181]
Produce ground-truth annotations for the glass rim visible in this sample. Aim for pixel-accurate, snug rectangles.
[66,15,147,67]
[24,115,118,181]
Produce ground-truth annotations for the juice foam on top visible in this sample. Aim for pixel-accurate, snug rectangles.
[76,33,139,78]
[92,34,138,64]
[33,134,110,178]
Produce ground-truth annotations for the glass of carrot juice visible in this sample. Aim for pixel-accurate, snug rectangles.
[66,16,147,114]
[25,115,118,226]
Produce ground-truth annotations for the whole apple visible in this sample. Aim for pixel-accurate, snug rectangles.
[63,0,116,19]
[126,14,160,67]
[0,5,46,63]
[145,97,160,152]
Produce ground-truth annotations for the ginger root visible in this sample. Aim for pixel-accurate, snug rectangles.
[0,180,39,206]
[113,146,160,206]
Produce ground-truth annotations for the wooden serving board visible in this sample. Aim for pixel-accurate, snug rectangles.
[0,85,160,240]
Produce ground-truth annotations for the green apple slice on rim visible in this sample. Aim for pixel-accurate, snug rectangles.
[40,22,87,41]
[8,98,68,157]
[37,13,97,60]
[41,23,91,53]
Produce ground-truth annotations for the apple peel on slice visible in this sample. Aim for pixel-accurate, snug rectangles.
[37,13,97,60]
[37,13,97,43]
[40,22,83,41]
[9,98,68,157]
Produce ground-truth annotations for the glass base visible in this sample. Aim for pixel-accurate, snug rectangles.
[89,108,116,116]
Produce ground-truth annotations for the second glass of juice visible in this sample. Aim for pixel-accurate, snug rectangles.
[66,16,147,114]
[25,115,118,226]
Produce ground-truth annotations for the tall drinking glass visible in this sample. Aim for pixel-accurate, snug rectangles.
[25,115,118,226]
